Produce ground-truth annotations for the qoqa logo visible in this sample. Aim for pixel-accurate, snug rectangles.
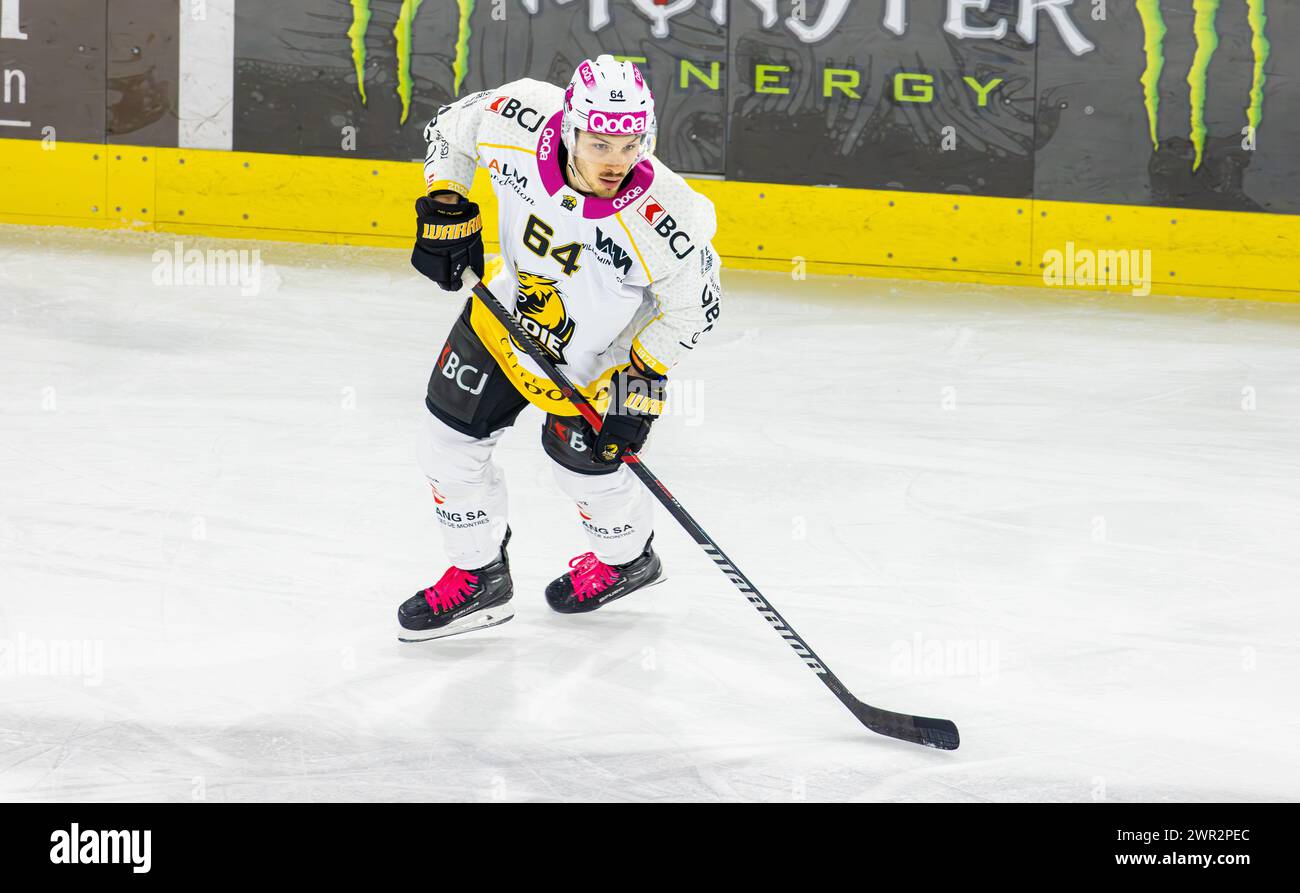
[612,185,645,211]
[588,111,647,134]
[538,127,556,161]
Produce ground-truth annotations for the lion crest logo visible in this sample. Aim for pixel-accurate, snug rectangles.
[514,270,575,362]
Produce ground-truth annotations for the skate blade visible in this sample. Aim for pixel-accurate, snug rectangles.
[640,574,667,591]
[397,603,515,643]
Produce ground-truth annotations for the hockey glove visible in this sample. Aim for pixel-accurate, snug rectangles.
[594,367,665,464]
[411,194,485,292]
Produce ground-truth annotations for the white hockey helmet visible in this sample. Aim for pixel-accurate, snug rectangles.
[561,54,657,165]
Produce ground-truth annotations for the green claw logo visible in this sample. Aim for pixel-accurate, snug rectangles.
[348,0,475,125]
[1137,0,1269,171]
[344,0,1269,161]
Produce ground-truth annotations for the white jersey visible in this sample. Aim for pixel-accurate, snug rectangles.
[422,78,722,416]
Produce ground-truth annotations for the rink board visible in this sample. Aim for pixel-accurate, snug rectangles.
[2,136,1299,302]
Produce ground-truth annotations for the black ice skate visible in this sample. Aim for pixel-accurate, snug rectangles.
[398,530,514,642]
[545,535,663,614]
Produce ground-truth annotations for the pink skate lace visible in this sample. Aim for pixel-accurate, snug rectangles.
[423,567,479,613]
[569,553,620,602]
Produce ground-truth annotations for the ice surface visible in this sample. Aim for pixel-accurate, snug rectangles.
[1,226,1298,802]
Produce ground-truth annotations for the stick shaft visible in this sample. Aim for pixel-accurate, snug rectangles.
[465,277,959,749]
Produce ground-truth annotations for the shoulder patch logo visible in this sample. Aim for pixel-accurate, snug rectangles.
[637,195,666,226]
[634,193,696,260]
[700,245,715,275]
[561,194,578,211]
[486,94,545,133]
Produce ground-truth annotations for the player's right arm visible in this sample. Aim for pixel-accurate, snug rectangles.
[411,90,500,290]
[420,89,498,198]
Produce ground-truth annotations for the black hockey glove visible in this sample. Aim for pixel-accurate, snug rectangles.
[411,194,485,292]
[594,367,666,464]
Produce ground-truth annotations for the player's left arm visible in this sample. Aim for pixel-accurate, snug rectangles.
[593,205,722,464]
[629,237,723,378]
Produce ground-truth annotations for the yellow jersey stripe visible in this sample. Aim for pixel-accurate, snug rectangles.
[477,142,537,155]
[468,295,628,417]
[614,212,653,281]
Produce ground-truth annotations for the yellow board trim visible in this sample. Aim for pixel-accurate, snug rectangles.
[2,137,1298,302]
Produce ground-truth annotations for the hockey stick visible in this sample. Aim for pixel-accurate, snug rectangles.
[466,275,960,750]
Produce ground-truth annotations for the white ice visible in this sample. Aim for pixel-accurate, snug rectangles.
[2,226,1298,802]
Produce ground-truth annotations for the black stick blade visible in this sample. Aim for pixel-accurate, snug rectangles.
[853,701,961,750]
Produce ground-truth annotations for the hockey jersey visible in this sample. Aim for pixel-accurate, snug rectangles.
[421,78,722,416]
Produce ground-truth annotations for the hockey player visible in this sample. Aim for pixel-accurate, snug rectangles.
[397,55,723,641]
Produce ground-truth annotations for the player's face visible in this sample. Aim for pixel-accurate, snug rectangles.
[570,130,644,198]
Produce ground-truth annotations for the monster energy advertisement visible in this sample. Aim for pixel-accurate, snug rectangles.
[232,0,726,173]
[1033,0,1295,213]
[231,1,1300,215]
